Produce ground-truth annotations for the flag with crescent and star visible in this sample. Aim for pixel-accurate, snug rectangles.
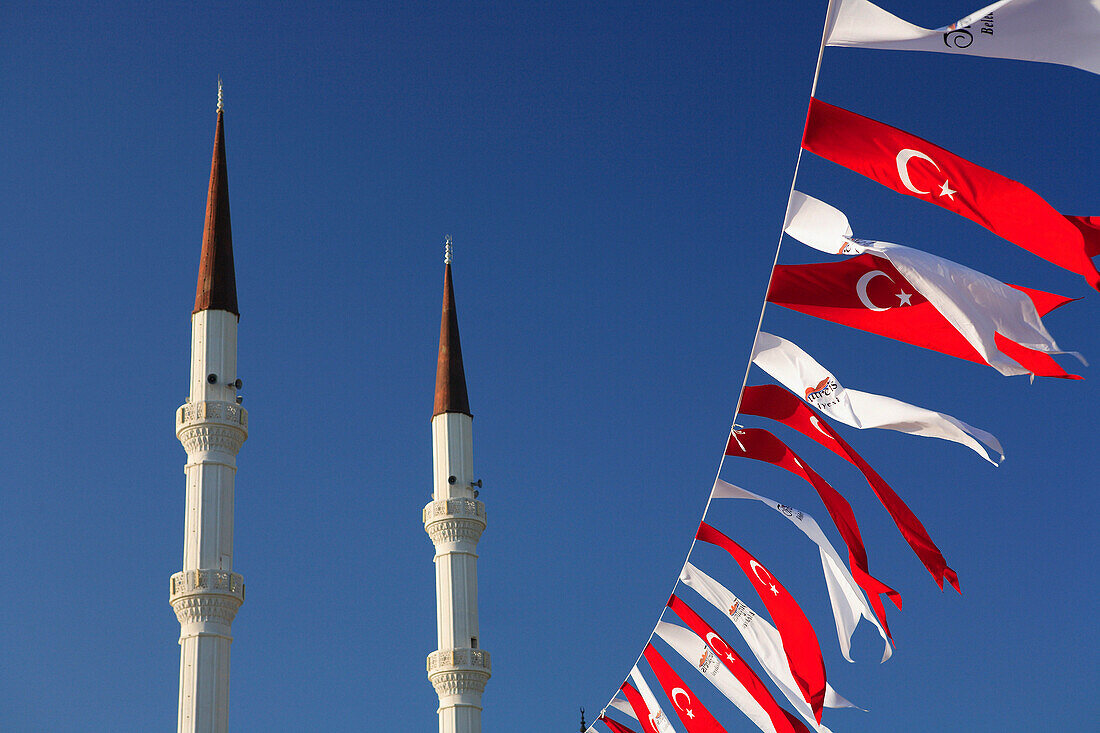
[740,384,960,594]
[643,643,732,733]
[802,97,1100,290]
[766,254,1081,378]
[722,429,902,634]
[695,522,827,722]
[708,477,893,663]
[660,601,815,733]
[678,562,860,729]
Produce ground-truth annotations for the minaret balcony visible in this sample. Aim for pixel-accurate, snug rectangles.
[423,498,487,548]
[176,400,248,456]
[427,647,492,697]
[169,569,245,633]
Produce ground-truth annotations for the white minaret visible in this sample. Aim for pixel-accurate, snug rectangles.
[170,83,248,733]
[424,239,491,732]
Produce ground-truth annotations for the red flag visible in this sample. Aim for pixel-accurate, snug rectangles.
[802,97,1100,290]
[620,683,662,733]
[695,522,826,720]
[767,254,1080,379]
[601,717,641,733]
[643,644,729,733]
[666,595,811,733]
[723,428,902,634]
[740,384,960,593]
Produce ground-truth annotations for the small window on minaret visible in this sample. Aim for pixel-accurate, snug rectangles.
[471,637,478,649]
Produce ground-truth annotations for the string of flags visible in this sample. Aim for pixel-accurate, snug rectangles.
[588,1,1099,731]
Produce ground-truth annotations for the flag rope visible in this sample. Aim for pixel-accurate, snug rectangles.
[594,0,837,724]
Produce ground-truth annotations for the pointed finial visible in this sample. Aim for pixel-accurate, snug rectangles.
[444,235,453,265]
[579,707,587,733]
[217,77,224,112]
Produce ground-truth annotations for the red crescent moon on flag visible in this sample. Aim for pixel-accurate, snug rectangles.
[670,688,691,710]
[896,148,941,195]
[749,559,772,586]
[856,269,894,311]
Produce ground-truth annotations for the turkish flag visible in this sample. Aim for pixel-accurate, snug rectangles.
[665,596,811,733]
[802,97,1100,290]
[695,522,826,721]
[643,644,730,733]
[723,428,902,635]
[620,682,664,733]
[767,254,1081,379]
[601,717,640,733]
[740,384,959,593]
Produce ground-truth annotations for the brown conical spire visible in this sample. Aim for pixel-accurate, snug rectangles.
[433,246,471,417]
[193,90,239,316]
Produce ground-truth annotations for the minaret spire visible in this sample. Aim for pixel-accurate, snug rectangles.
[433,237,471,417]
[425,242,490,733]
[193,80,238,317]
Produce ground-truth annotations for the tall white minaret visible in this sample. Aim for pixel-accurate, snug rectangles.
[424,239,491,733]
[169,83,248,733]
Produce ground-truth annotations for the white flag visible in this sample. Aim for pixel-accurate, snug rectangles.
[679,562,859,730]
[751,331,1004,464]
[654,621,818,733]
[825,0,1100,76]
[629,666,678,733]
[609,697,638,720]
[784,191,1085,378]
[710,479,891,663]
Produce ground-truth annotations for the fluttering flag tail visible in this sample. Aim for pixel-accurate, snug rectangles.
[655,615,813,733]
[739,384,960,593]
[723,429,902,628]
[825,0,1100,77]
[623,673,679,733]
[782,190,1085,379]
[602,716,642,733]
[695,523,827,722]
[767,256,1082,378]
[709,477,894,658]
[751,331,1004,464]
[643,644,731,733]
[802,97,1100,290]
[678,562,860,719]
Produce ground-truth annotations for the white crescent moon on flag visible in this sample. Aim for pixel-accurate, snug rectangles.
[896,148,941,195]
[670,688,691,710]
[749,559,772,586]
[856,270,894,311]
[704,632,729,656]
[809,415,833,439]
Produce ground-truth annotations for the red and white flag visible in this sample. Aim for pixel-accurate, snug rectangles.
[741,383,960,592]
[767,253,1081,379]
[643,644,731,733]
[695,522,827,721]
[783,191,1084,379]
[622,672,679,733]
[708,479,892,661]
[751,331,1004,464]
[602,716,642,733]
[678,562,858,730]
[802,97,1100,290]
[655,613,812,733]
[722,430,902,633]
[826,0,1100,77]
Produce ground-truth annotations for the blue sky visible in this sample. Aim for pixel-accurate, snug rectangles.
[1,1,1096,730]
